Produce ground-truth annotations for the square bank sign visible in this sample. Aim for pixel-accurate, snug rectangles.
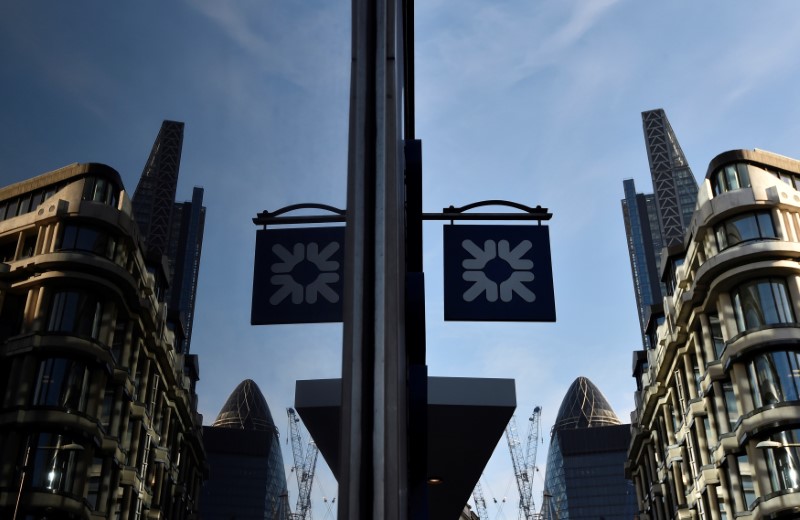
[252,227,345,325]
[443,225,556,322]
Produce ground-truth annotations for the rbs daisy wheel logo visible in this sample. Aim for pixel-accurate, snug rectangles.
[252,227,345,324]
[444,225,555,322]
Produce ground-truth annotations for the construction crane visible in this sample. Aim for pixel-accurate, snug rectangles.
[471,477,490,520]
[504,406,542,520]
[287,408,319,520]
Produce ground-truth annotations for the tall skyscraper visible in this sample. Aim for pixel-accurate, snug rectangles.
[168,186,206,350]
[542,377,637,519]
[622,179,663,341]
[622,109,699,348]
[627,149,800,519]
[201,379,290,519]
[132,120,205,353]
[641,109,699,247]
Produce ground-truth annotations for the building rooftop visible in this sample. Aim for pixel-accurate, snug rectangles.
[212,379,277,432]
[552,376,620,433]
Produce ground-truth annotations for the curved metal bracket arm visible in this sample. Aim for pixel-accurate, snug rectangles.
[422,199,552,224]
[253,203,346,227]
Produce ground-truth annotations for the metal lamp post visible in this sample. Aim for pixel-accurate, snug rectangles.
[756,441,800,449]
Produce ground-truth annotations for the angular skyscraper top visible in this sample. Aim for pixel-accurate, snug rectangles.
[133,120,184,257]
[623,110,699,348]
[641,109,698,247]
[132,120,205,353]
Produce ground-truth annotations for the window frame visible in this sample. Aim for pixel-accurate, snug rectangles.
[732,277,795,334]
[714,211,777,251]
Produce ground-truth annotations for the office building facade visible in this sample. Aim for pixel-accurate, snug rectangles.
[627,149,800,519]
[622,179,664,343]
[201,379,289,519]
[132,120,205,354]
[0,163,206,519]
[623,109,699,348]
[542,377,637,519]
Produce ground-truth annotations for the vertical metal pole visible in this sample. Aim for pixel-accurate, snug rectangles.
[405,140,427,519]
[340,0,407,518]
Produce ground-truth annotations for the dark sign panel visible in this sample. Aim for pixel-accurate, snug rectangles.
[252,227,345,324]
[444,225,555,322]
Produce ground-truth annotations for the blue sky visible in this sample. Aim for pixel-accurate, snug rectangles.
[3,1,800,517]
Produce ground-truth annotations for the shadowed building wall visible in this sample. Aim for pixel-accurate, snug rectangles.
[0,163,206,519]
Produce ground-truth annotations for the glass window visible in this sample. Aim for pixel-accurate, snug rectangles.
[111,316,128,363]
[17,193,32,215]
[715,211,777,251]
[716,485,729,520]
[47,289,105,340]
[31,189,46,209]
[703,417,716,458]
[723,381,738,430]
[0,237,16,262]
[708,313,725,359]
[19,233,36,259]
[763,429,800,492]
[57,222,117,260]
[33,357,91,412]
[82,176,119,207]
[28,433,85,494]
[713,163,752,195]
[732,278,794,333]
[86,456,105,511]
[0,291,26,341]
[736,454,756,510]
[6,198,18,219]
[747,350,800,408]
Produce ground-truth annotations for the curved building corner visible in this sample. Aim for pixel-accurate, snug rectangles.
[627,149,800,519]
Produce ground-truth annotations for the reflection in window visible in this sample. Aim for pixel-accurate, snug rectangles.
[723,381,738,430]
[665,257,685,297]
[87,456,105,511]
[715,211,777,251]
[33,358,91,412]
[747,350,800,408]
[47,289,105,340]
[82,176,119,207]
[57,222,117,260]
[737,454,756,510]
[713,163,752,196]
[763,429,800,493]
[732,278,794,334]
[19,233,36,259]
[708,313,726,359]
[28,432,85,494]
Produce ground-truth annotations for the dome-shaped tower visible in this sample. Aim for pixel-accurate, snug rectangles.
[551,376,621,432]
[542,377,634,519]
[213,378,277,431]
[202,379,289,519]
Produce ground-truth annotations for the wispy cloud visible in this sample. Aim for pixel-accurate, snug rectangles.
[184,0,349,92]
